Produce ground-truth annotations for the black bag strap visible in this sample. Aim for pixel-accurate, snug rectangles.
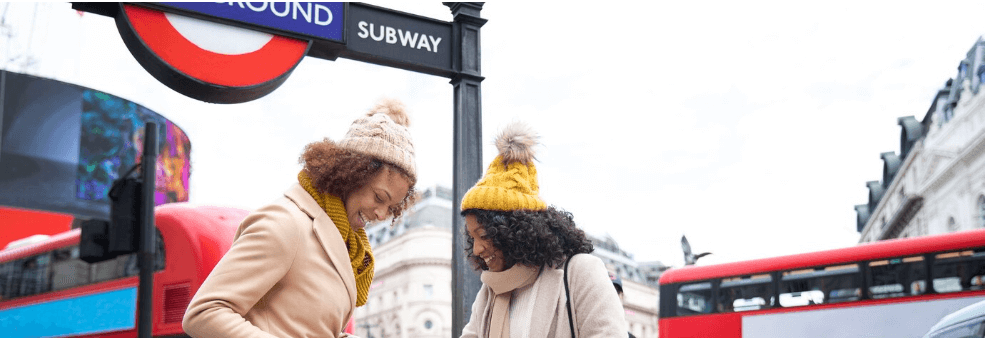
[564,255,576,338]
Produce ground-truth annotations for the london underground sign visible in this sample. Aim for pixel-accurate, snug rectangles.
[76,2,460,104]
[116,4,312,103]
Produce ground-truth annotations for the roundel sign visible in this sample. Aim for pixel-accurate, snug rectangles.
[115,4,311,104]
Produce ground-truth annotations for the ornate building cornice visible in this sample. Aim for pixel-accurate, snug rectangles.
[880,195,924,240]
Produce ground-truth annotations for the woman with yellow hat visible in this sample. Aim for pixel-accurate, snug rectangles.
[183,99,418,338]
[459,121,628,338]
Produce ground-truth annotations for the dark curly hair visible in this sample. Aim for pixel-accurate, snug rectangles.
[299,138,418,222]
[462,206,593,271]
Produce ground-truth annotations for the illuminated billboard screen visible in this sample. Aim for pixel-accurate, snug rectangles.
[0,70,191,220]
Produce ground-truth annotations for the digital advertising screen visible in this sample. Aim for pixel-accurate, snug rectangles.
[0,70,191,223]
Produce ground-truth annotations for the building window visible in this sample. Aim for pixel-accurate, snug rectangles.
[978,195,985,228]
[423,284,433,299]
[947,217,958,232]
[424,320,433,330]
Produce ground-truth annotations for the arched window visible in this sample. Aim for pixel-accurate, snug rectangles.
[947,217,958,232]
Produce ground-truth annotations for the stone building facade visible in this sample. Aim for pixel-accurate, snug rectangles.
[856,37,985,242]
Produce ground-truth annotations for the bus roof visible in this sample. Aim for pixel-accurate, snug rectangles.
[0,204,249,263]
[659,229,984,285]
[0,229,81,263]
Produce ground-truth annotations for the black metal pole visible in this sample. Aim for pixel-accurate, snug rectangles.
[138,122,158,338]
[445,3,486,338]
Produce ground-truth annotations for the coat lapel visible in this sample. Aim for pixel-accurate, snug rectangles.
[284,183,358,308]
[530,266,564,338]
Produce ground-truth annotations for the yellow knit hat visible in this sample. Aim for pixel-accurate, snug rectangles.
[461,121,547,211]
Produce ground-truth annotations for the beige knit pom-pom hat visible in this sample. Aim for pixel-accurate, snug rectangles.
[338,99,416,179]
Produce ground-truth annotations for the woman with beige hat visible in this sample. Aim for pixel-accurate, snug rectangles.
[459,121,628,338]
[183,99,418,338]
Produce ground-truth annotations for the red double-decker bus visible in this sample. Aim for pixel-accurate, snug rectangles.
[657,229,984,338]
[0,204,248,337]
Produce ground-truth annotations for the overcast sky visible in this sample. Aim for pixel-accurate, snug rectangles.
[1,1,985,268]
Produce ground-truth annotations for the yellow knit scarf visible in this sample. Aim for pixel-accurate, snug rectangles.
[298,170,374,307]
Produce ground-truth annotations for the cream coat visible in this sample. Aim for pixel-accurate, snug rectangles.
[183,183,357,338]
[460,254,629,338]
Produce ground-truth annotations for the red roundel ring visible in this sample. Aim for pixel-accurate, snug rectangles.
[115,4,311,104]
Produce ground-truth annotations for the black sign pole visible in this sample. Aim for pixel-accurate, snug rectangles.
[138,122,158,338]
[445,3,486,337]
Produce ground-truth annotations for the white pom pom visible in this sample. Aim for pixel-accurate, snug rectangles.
[495,121,539,165]
[367,98,410,127]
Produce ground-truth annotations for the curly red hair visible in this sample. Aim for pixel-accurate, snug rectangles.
[299,138,418,222]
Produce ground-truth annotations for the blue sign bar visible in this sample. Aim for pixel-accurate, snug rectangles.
[0,287,138,338]
[155,2,345,43]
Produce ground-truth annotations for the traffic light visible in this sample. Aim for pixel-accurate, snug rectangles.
[79,219,110,263]
[107,171,142,255]
[79,165,143,263]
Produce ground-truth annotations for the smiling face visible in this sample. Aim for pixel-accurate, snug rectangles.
[343,166,411,231]
[465,214,508,272]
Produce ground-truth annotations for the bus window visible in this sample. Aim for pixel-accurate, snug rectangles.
[779,263,860,307]
[0,229,169,302]
[122,229,168,277]
[718,274,772,312]
[677,281,714,315]
[90,229,167,283]
[868,255,926,299]
[51,246,91,291]
[90,254,130,284]
[156,230,166,271]
[932,248,985,293]
[0,260,11,299]
[779,290,823,307]
[7,254,52,298]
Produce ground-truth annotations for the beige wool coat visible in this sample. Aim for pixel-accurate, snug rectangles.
[460,254,629,338]
[183,183,357,338]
